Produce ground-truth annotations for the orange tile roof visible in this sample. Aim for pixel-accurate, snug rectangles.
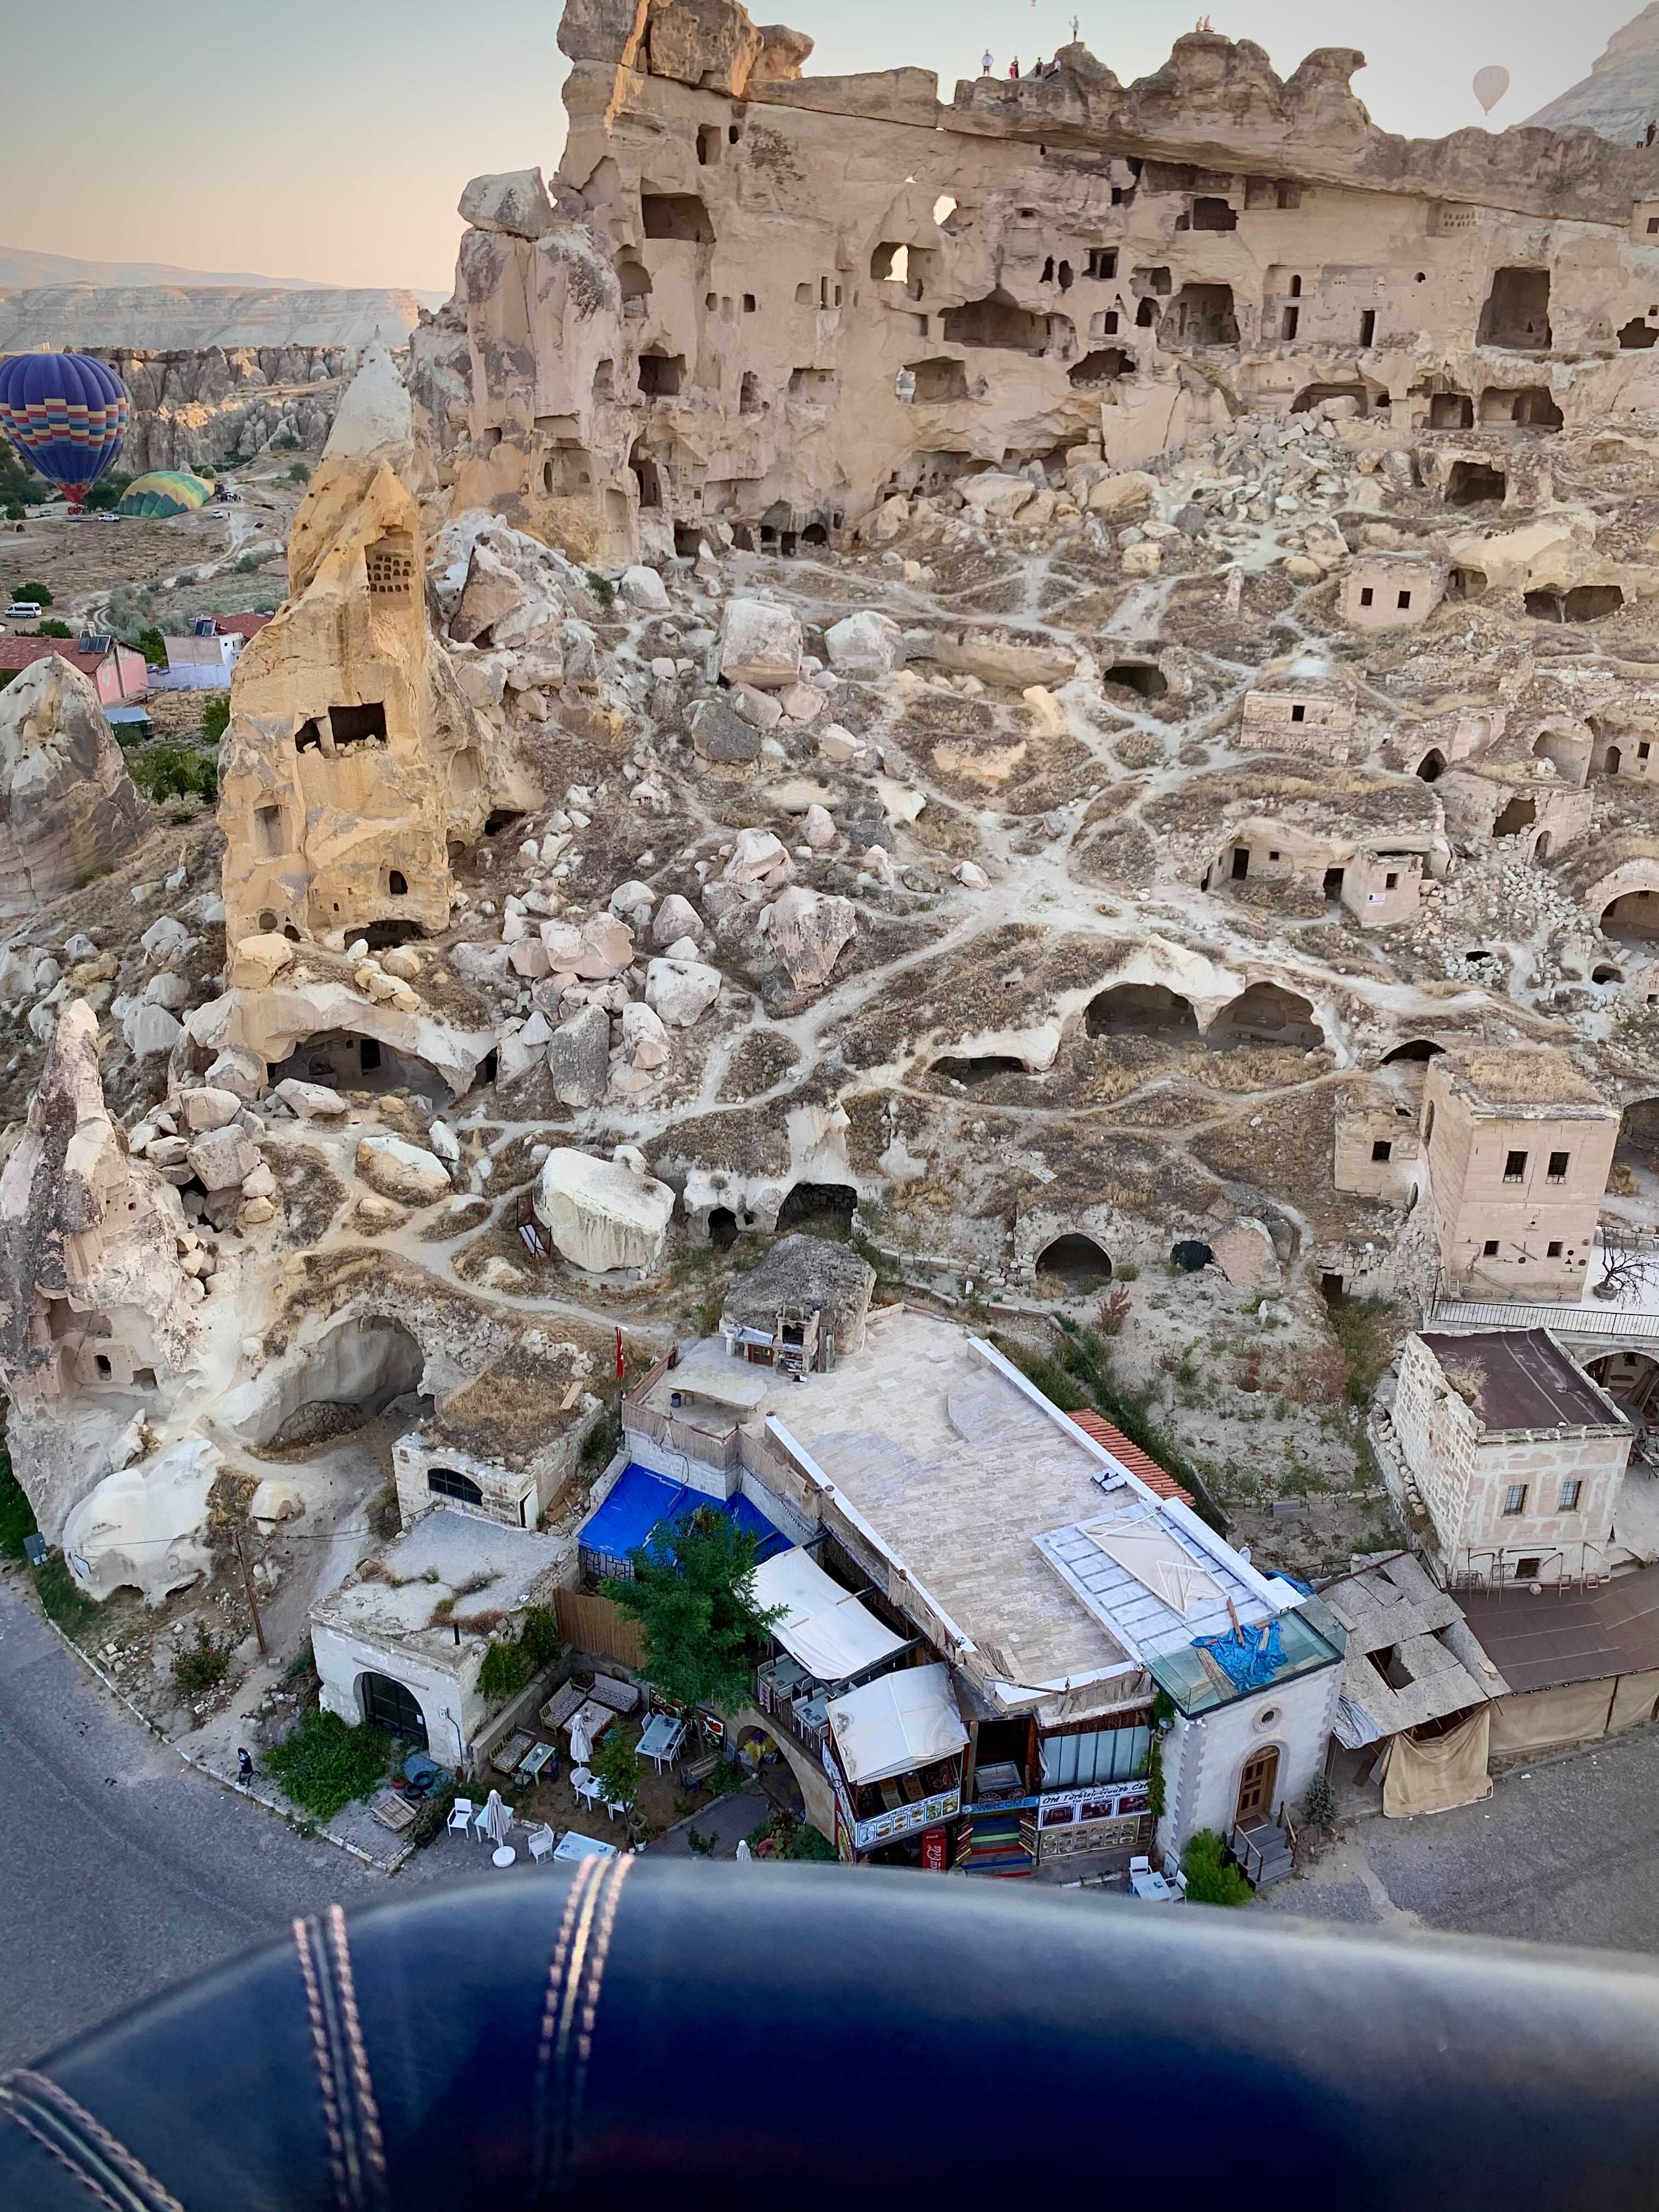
[1068,1410,1195,1508]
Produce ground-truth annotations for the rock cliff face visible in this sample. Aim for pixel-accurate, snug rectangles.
[0,1002,200,1535]
[1526,6,1659,145]
[0,658,148,919]
[410,3,1659,566]
[0,284,426,352]
[91,345,351,470]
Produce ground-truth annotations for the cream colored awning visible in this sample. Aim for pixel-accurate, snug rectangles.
[1079,1515,1222,1616]
[752,1548,906,1681]
[826,1662,967,1786]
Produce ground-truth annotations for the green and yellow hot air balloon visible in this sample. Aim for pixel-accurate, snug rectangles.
[116,470,217,519]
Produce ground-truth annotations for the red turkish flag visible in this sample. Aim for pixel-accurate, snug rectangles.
[615,1327,625,1382]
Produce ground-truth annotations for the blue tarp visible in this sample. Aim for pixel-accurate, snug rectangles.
[578,1462,788,1573]
[1193,1618,1285,1692]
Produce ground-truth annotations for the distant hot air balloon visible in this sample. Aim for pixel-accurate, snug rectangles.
[0,351,129,508]
[1473,65,1511,117]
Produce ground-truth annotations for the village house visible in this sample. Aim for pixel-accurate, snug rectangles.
[1421,1048,1619,1297]
[0,634,149,706]
[594,1265,1343,1882]
[1338,552,1447,633]
[160,617,245,690]
[1387,1327,1633,1587]
[1237,667,1357,760]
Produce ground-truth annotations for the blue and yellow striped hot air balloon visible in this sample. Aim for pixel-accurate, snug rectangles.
[0,351,129,507]
[116,470,216,518]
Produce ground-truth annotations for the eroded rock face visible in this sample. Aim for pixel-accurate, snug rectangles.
[61,1436,219,1605]
[0,1002,198,1536]
[0,658,147,918]
[534,1147,675,1272]
[355,1133,453,1205]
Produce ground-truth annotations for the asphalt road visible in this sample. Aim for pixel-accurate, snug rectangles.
[7,1560,1659,2071]
[0,1577,449,2069]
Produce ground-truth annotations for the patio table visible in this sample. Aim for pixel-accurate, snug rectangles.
[552,1830,618,1863]
[638,1712,687,1774]
[1130,1867,1177,1902]
[516,1740,558,1787]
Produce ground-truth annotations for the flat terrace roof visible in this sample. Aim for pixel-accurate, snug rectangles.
[1418,1329,1624,1434]
[1460,1562,1659,1693]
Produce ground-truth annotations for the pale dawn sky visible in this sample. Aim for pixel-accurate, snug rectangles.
[0,0,1643,294]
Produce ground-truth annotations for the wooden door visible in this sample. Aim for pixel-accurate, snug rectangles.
[1235,1745,1279,1826]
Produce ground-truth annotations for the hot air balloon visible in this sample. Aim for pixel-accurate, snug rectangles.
[1473,65,1511,117]
[0,351,130,509]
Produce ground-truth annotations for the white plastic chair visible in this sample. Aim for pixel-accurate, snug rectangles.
[527,1824,556,1864]
[1129,1854,1152,1877]
[447,1797,474,1837]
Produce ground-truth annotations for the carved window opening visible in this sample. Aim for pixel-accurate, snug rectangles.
[637,351,684,397]
[253,804,286,856]
[740,371,762,415]
[641,194,714,243]
[1477,267,1551,351]
[365,534,415,596]
[388,870,408,897]
[330,703,388,749]
[1086,249,1116,279]
[906,357,968,403]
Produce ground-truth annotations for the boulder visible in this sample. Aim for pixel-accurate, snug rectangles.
[179,1087,242,1133]
[123,1003,184,1060]
[825,611,905,678]
[457,166,555,239]
[620,1000,671,1069]
[960,472,1036,520]
[0,657,146,920]
[229,933,296,989]
[250,1478,307,1528]
[61,1437,219,1605]
[691,693,763,773]
[647,956,723,1026]
[617,563,670,612]
[546,1003,613,1109]
[766,885,857,991]
[573,914,635,979]
[354,1134,452,1206]
[803,804,836,850]
[186,1125,262,1192]
[724,827,788,883]
[273,1077,348,1120]
[646,0,763,95]
[1213,1217,1282,1292]
[719,597,803,690]
[652,893,703,945]
[1086,470,1158,517]
[534,1148,676,1273]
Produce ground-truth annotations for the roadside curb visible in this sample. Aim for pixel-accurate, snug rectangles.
[176,1744,415,1876]
[37,1611,168,1742]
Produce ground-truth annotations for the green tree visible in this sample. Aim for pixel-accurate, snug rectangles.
[82,472,132,514]
[287,462,310,484]
[200,695,230,742]
[591,1725,642,1814]
[136,626,168,667]
[601,1506,783,1712]
[1181,1827,1252,1906]
[35,619,72,639]
[11,580,53,606]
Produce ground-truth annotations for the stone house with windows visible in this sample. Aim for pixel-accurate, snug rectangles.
[1238,667,1357,761]
[1338,552,1447,633]
[1387,1328,1632,1587]
[1421,1049,1618,1297]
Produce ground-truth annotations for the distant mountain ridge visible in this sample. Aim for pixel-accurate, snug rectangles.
[0,245,340,290]
[1524,3,1659,142]
[0,286,436,354]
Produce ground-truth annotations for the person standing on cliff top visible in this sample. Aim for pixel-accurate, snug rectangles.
[1009,55,1019,77]
[982,49,994,74]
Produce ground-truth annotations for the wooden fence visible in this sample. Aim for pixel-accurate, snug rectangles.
[555,1586,646,1672]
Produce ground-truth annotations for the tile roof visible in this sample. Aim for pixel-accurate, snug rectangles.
[0,638,104,674]
[212,611,273,639]
[1068,1410,1195,1507]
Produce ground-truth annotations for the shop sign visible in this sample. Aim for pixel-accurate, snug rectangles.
[1035,1782,1150,1829]
[825,1752,961,1853]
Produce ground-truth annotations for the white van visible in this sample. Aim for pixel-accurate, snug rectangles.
[4,601,42,619]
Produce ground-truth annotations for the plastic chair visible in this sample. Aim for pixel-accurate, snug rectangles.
[446,1798,474,1837]
[527,1824,556,1864]
[1129,1855,1152,1877]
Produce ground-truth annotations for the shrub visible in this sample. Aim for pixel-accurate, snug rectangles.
[1182,1827,1252,1906]
[1097,1285,1132,1338]
[580,1416,618,1471]
[592,1727,642,1813]
[35,618,72,639]
[172,1625,232,1696]
[273,433,300,450]
[287,462,310,484]
[584,567,616,610]
[478,1637,531,1705]
[0,1448,37,1563]
[1300,1771,1338,1833]
[200,696,230,742]
[264,1707,391,1819]
[11,580,52,606]
[519,1604,561,1669]
[33,1550,98,1638]
[136,626,169,667]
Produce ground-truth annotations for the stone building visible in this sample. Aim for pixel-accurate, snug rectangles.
[1421,1049,1618,1297]
[1334,1087,1423,1205]
[1390,1328,1631,1586]
[717,1233,874,1373]
[1338,553,1447,633]
[1238,667,1356,760]
[220,349,495,951]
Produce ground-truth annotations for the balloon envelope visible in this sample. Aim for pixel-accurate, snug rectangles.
[0,351,129,504]
[116,469,216,519]
[1473,65,1511,115]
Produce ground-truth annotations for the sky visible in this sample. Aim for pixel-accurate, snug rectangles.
[0,0,1646,294]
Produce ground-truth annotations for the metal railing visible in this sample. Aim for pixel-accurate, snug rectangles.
[1428,1299,1659,1344]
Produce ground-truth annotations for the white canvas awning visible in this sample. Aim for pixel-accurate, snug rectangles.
[1079,1515,1222,1616]
[752,1548,907,1681]
[825,1661,968,1786]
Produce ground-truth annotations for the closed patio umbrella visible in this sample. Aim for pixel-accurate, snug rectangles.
[481,1788,511,1845]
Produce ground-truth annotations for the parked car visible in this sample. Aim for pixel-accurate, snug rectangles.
[4,601,41,618]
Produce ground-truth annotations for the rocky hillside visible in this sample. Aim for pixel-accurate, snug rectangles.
[1525,4,1659,142]
[99,346,353,471]
[0,285,426,352]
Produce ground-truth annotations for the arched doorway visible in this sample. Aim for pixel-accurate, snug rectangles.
[1585,1350,1659,1419]
[1417,748,1445,783]
[1601,889,1659,946]
[1535,831,1551,861]
[1381,1039,1444,1065]
[1606,745,1623,777]
[775,1183,857,1237]
[708,1206,738,1249]
[360,1672,427,1745]
[1209,983,1324,1052]
[1085,983,1198,1037]
[1035,1234,1113,1293]
[1234,1742,1279,1826]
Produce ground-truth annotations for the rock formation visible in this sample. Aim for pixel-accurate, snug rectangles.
[535,1146,676,1272]
[1525,6,1659,144]
[0,658,148,918]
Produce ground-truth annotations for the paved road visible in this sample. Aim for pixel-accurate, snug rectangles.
[0,1577,453,2069]
[1264,1723,1659,1956]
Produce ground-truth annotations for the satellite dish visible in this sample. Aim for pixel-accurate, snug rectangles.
[1473,65,1511,117]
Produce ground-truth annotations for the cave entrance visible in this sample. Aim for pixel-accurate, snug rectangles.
[1085,983,1199,1038]
[1602,889,1659,945]
[245,1314,430,1451]
[1427,392,1474,429]
[774,1182,857,1238]
[1209,983,1323,1051]
[1417,749,1446,783]
[1446,462,1506,506]
[1069,348,1133,387]
[1035,1234,1113,1293]
[362,919,424,951]
[1103,661,1167,699]
[1447,566,1487,601]
[1381,1039,1444,1065]
[940,292,1050,351]
[1167,284,1238,345]
[1477,268,1551,350]
[1492,793,1537,839]
[932,1055,1029,1087]
[708,1206,738,1249]
[270,1029,451,1100]
[906,357,970,403]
